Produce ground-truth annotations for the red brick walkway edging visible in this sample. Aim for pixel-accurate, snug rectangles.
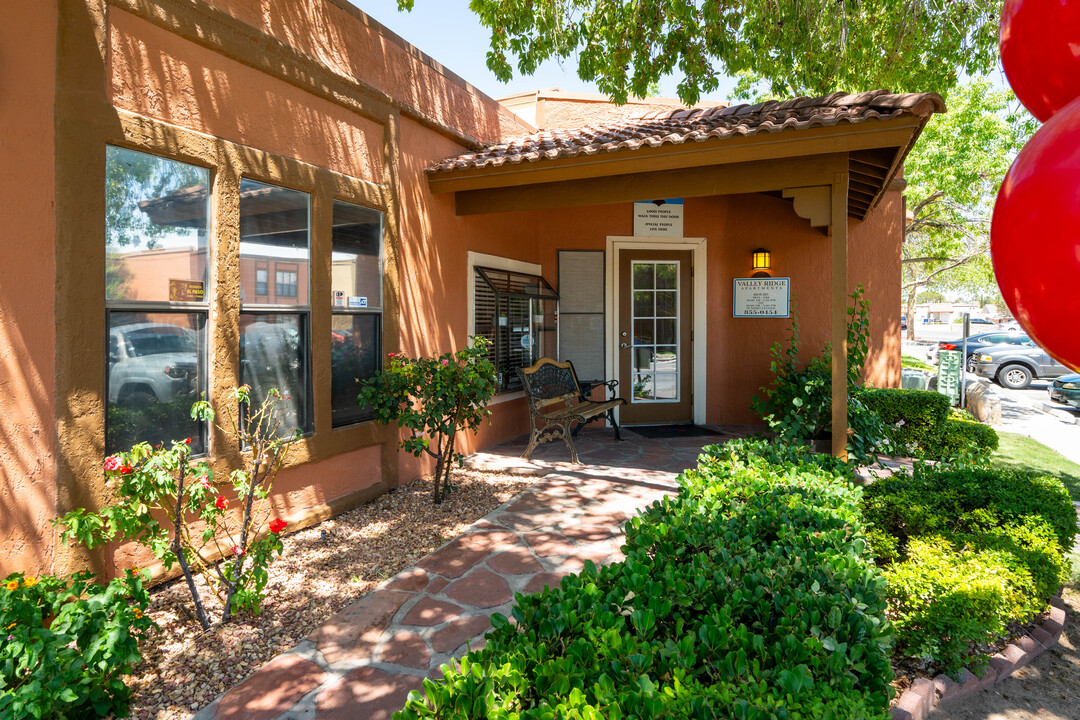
[890,594,1068,720]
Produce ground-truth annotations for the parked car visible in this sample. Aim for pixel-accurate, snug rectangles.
[971,343,1071,389]
[901,314,908,331]
[108,322,199,405]
[926,331,1030,363]
[1048,373,1080,408]
[969,317,995,326]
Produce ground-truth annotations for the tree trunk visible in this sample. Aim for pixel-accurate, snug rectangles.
[904,281,919,341]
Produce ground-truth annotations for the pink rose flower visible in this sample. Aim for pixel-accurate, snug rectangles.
[232,545,245,557]
[199,476,212,491]
[440,359,449,365]
[104,456,122,472]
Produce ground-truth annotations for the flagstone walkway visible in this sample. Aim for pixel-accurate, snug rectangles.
[192,427,741,720]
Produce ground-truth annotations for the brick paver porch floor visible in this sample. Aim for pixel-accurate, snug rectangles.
[192,426,743,720]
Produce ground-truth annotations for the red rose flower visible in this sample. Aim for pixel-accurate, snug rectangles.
[269,518,287,534]
[215,495,228,510]
[104,456,122,472]
[232,545,245,557]
[119,464,133,474]
[184,437,191,444]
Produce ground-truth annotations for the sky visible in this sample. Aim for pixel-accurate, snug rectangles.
[348,0,738,102]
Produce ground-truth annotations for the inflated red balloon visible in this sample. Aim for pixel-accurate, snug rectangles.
[992,95,1080,371]
[1000,0,1080,122]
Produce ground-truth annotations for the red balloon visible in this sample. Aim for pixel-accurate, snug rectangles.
[1000,0,1080,122]
[992,95,1080,371]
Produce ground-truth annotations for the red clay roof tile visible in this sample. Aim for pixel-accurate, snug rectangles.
[428,90,944,175]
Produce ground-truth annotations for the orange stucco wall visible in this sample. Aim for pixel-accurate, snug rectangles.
[0,0,59,577]
[108,9,384,182]
[206,0,504,144]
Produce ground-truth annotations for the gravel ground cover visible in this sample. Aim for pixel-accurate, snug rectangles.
[124,469,530,720]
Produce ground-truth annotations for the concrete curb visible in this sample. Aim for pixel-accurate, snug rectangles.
[889,594,1067,720]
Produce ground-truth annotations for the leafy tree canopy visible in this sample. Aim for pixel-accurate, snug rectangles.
[901,78,1036,332]
[398,0,1001,104]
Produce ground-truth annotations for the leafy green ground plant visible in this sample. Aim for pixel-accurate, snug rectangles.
[396,439,895,719]
[0,570,154,719]
[358,337,497,504]
[861,464,1075,676]
[752,286,890,464]
[56,387,297,629]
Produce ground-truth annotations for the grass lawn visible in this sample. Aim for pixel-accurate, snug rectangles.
[991,431,1080,503]
[901,354,934,371]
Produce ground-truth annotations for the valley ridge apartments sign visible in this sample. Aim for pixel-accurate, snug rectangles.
[733,278,790,318]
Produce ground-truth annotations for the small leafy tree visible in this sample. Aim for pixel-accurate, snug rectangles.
[56,387,298,630]
[358,337,498,504]
[752,286,889,464]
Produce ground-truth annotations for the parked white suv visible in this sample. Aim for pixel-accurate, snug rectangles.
[108,323,199,406]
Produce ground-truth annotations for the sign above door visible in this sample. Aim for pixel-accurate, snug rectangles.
[633,199,684,237]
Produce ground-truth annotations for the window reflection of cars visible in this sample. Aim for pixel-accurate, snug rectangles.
[108,323,198,406]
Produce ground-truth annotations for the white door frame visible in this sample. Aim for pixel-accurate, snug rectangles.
[606,236,707,425]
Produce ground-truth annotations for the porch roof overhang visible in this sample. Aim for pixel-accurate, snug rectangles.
[426,90,944,220]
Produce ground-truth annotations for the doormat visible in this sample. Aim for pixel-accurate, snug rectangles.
[628,424,723,439]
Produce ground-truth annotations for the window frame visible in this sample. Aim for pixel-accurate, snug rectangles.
[238,177,314,435]
[330,199,384,428]
[103,145,213,456]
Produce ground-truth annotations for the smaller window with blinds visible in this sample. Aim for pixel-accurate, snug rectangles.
[473,267,559,393]
[330,200,383,427]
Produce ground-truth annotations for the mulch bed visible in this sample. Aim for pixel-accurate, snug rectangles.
[125,469,529,720]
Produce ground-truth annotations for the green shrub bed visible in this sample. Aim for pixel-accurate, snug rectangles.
[857,388,998,461]
[397,440,895,719]
[861,465,1076,676]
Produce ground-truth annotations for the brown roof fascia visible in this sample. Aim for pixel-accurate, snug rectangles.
[427,115,926,195]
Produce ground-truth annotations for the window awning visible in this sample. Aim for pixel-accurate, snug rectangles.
[475,266,558,301]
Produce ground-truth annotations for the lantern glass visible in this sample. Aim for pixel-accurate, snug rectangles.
[752,249,771,270]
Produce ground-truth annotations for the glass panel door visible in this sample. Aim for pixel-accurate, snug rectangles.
[631,261,679,402]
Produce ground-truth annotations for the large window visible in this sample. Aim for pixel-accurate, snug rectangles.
[473,265,559,393]
[276,269,298,298]
[239,179,311,433]
[105,147,210,455]
[330,200,383,426]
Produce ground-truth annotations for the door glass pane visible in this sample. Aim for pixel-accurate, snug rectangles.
[656,264,677,289]
[106,311,206,455]
[239,180,310,306]
[633,263,654,290]
[656,318,676,345]
[633,291,653,317]
[654,373,678,400]
[105,147,210,303]
[633,374,654,400]
[656,345,678,368]
[633,347,655,373]
[656,291,677,317]
[633,319,654,346]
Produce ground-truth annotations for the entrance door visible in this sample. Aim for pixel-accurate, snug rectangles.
[617,250,693,424]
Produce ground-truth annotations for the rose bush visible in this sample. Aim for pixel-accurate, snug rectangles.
[56,386,297,629]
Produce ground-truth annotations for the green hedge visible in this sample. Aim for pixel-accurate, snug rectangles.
[861,465,1075,676]
[857,388,998,460]
[396,440,894,719]
[858,388,949,454]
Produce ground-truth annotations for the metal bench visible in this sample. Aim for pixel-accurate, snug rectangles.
[517,358,626,464]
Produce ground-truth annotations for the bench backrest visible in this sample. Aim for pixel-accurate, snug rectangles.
[517,358,583,411]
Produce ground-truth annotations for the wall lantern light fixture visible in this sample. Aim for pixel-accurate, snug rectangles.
[751,248,771,277]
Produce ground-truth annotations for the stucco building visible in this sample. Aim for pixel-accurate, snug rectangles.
[0,0,941,578]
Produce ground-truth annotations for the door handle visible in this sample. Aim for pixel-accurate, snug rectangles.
[620,343,629,349]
